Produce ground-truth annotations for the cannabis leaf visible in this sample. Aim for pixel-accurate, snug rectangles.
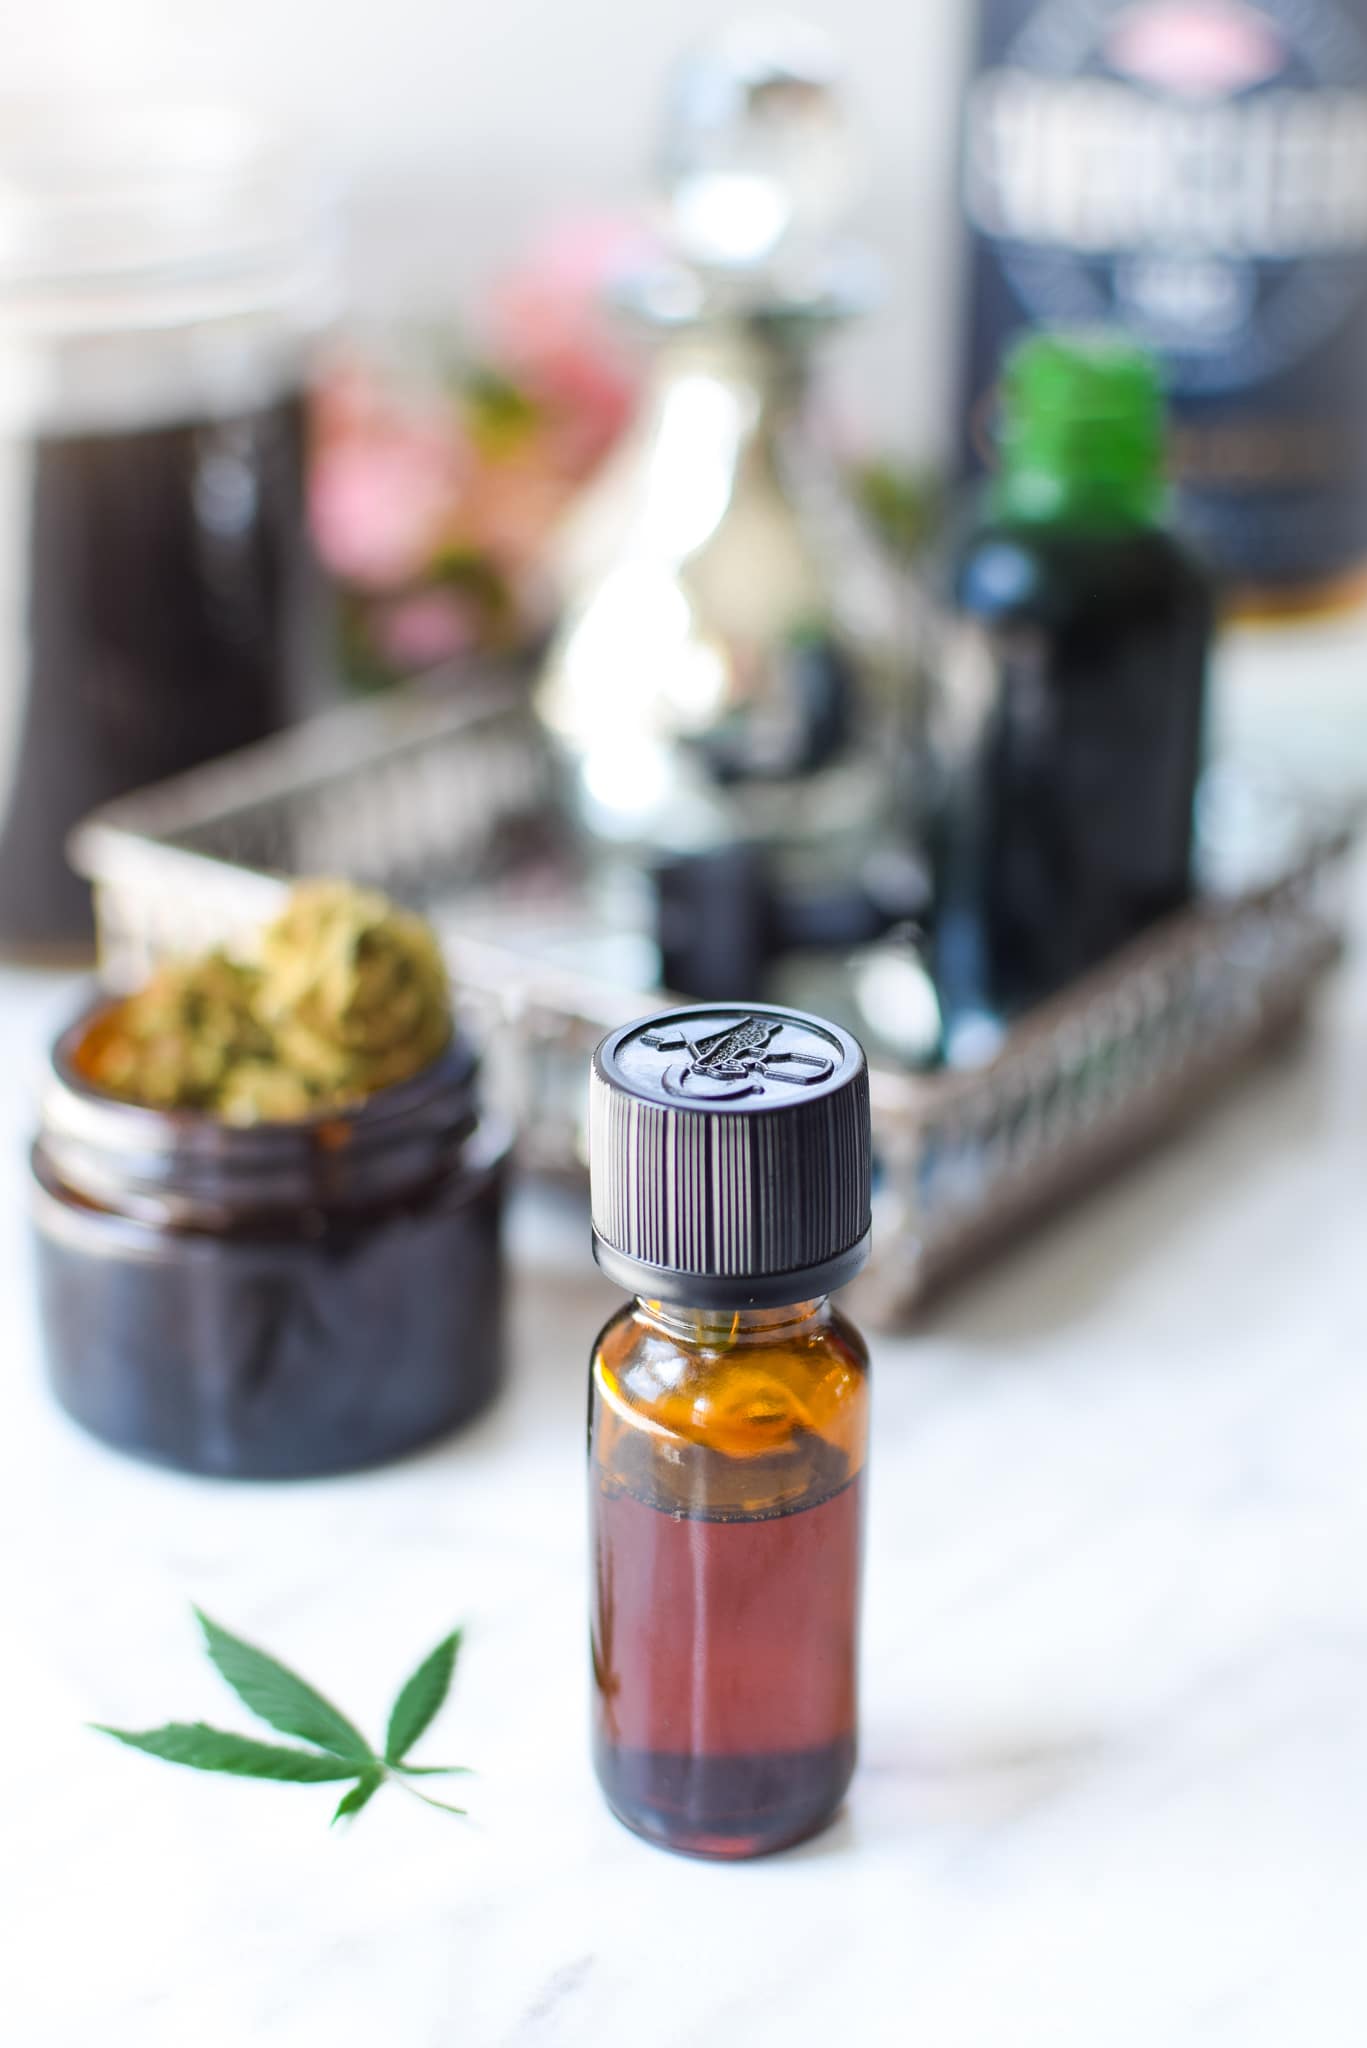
[92,1724,362,1781]
[194,1610,371,1762]
[385,1628,462,1765]
[332,1770,384,1826]
[94,1612,471,1828]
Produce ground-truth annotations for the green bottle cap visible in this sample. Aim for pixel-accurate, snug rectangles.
[991,331,1167,530]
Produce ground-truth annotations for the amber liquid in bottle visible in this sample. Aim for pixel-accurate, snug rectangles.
[589,1296,868,1859]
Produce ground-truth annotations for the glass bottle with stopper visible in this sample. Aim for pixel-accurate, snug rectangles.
[536,21,925,1009]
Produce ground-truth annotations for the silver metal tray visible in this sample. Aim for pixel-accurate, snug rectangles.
[70,672,1352,1325]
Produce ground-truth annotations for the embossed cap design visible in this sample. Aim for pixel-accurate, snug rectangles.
[590,1002,872,1306]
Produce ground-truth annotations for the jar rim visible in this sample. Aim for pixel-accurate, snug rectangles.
[37,997,483,1220]
[0,100,339,335]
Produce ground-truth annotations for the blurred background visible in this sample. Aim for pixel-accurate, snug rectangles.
[5,0,1364,1304]
[9,0,965,451]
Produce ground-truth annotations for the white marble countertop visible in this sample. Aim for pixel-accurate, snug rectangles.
[4,868,1364,2048]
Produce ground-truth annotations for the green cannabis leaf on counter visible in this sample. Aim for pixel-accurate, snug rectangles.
[93,1608,471,1826]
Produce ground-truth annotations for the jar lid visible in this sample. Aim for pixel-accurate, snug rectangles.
[0,105,337,331]
[589,1001,871,1306]
[0,103,338,433]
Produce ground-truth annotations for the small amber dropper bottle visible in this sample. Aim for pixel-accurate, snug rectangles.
[587,1002,873,1858]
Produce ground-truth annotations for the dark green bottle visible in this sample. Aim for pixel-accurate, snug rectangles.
[933,332,1213,1064]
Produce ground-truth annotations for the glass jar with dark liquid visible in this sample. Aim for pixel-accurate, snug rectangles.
[587,1002,872,1857]
[0,107,334,952]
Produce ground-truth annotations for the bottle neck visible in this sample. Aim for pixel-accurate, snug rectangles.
[990,335,1167,535]
[989,463,1164,534]
[635,1297,829,1346]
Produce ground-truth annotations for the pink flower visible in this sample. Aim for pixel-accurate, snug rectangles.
[311,413,467,592]
[485,215,650,467]
[308,218,648,670]
[373,589,481,671]
[455,451,574,570]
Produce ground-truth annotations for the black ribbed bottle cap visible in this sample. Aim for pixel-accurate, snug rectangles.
[590,1002,871,1307]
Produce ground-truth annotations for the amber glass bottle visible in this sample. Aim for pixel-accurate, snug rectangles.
[587,1002,873,1858]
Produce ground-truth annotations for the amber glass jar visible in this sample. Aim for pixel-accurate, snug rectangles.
[587,1002,873,1858]
[31,1004,509,1478]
